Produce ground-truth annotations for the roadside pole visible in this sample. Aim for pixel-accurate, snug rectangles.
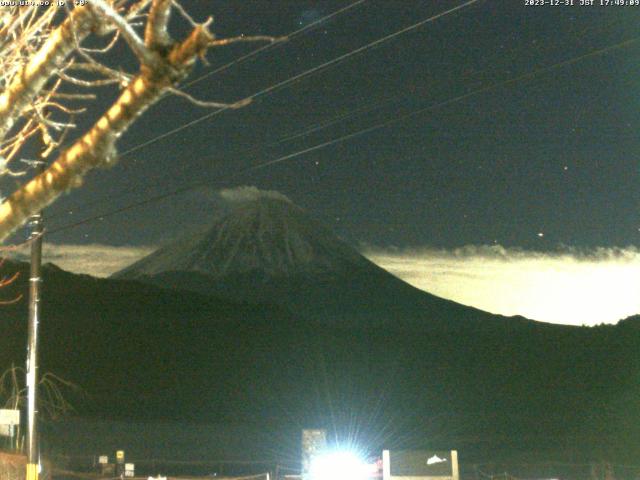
[25,159,45,480]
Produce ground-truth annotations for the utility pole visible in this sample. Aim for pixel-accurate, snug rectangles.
[25,158,45,480]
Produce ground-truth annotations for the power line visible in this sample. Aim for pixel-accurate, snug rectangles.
[54,11,634,221]
[47,182,222,234]
[46,33,640,237]
[245,0,482,102]
[46,92,400,222]
[182,0,368,89]
[133,1,621,165]
[46,0,484,223]
[228,34,640,176]
[120,0,482,157]
[50,0,480,223]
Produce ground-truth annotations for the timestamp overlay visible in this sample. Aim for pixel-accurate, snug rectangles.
[0,0,84,7]
[525,0,640,6]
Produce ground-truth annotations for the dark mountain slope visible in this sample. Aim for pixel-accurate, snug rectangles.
[109,194,640,460]
[114,196,530,329]
[2,194,639,464]
[0,261,294,420]
[1,260,639,463]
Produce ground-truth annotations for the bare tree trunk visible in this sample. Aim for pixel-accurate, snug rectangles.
[0,19,212,242]
[0,6,95,142]
[0,1,269,242]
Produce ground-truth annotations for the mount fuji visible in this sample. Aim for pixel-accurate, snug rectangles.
[114,188,521,328]
[1,188,637,465]
[105,189,640,461]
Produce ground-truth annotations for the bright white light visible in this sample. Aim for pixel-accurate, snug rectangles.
[427,454,447,465]
[309,450,368,480]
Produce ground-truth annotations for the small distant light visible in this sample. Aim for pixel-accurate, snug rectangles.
[537,232,544,238]
[563,165,568,171]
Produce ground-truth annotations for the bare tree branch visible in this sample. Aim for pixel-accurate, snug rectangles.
[0,366,83,418]
[172,0,198,28]
[89,0,158,67]
[79,30,120,54]
[168,88,251,109]
[0,21,222,242]
[57,70,122,88]
[144,0,173,50]
[127,0,153,20]
[0,3,266,242]
[209,34,287,48]
[0,258,21,304]
[145,0,173,48]
[67,60,133,86]
[0,5,96,143]
[0,271,20,288]
[47,92,97,100]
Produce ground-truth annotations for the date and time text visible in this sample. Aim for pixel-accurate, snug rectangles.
[525,0,640,6]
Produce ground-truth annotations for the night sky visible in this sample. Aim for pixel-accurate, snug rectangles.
[6,0,631,252]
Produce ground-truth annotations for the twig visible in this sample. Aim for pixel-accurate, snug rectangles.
[57,70,121,88]
[89,0,158,67]
[172,0,198,28]
[209,34,287,48]
[67,59,133,86]
[79,30,120,53]
[145,0,173,48]
[47,92,97,100]
[168,88,251,109]
[127,0,153,20]
[37,101,87,115]
[0,271,20,288]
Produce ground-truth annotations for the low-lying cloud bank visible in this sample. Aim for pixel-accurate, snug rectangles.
[219,186,291,204]
[363,245,640,326]
[8,244,155,278]
[7,243,639,326]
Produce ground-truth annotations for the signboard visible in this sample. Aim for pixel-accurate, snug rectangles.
[0,409,19,425]
[115,450,126,477]
[0,409,19,437]
[382,450,459,480]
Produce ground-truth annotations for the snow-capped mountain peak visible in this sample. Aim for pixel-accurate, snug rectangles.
[116,193,365,280]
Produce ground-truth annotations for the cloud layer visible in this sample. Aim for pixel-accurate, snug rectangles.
[7,244,154,278]
[363,245,640,326]
[219,186,291,204]
[8,242,639,326]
